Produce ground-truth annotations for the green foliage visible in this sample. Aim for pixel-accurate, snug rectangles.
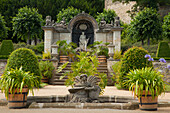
[56,40,77,61]
[0,0,104,42]
[165,84,170,92]
[127,67,165,98]
[39,61,55,79]
[88,41,109,57]
[13,42,44,54]
[43,51,51,59]
[120,47,153,88]
[68,0,104,18]
[162,13,170,40]
[112,61,122,84]
[96,9,117,24]
[5,48,41,85]
[0,14,8,40]
[0,40,14,55]
[0,55,9,59]
[12,6,43,42]
[30,42,44,54]
[128,8,162,45]
[113,51,122,60]
[56,7,81,24]
[60,51,107,92]
[0,67,39,99]
[156,41,170,57]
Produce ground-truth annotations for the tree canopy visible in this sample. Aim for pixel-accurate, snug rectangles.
[0,0,104,42]
[56,7,81,24]
[96,9,117,24]
[0,14,8,40]
[12,7,43,44]
[162,13,170,40]
[127,8,162,45]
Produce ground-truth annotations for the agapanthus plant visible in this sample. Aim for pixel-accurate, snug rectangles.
[145,55,170,83]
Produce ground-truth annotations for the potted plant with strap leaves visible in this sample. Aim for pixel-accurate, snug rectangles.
[127,67,166,111]
[0,67,39,109]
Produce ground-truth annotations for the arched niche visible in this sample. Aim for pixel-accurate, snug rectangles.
[68,13,98,47]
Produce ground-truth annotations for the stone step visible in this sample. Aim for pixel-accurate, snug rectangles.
[50,82,65,85]
[59,67,108,70]
[52,79,67,82]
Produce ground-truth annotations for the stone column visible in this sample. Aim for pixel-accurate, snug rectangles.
[113,30,121,52]
[42,26,54,53]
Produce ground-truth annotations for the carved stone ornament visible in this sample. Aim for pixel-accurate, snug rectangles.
[68,74,101,103]
[45,16,52,26]
[114,16,120,27]
[99,17,106,29]
[79,24,87,30]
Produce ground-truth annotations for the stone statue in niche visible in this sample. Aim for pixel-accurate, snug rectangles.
[114,16,120,27]
[68,74,101,103]
[99,17,106,29]
[45,16,52,26]
[79,32,89,51]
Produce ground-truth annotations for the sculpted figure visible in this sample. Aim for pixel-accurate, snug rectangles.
[68,74,101,103]
[79,32,89,51]
[114,16,120,27]
[59,17,67,28]
[99,17,106,28]
[45,16,52,26]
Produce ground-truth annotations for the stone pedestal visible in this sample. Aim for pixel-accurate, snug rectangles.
[42,26,54,53]
[113,30,121,52]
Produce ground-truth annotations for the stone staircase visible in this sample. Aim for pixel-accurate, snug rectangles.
[50,62,108,85]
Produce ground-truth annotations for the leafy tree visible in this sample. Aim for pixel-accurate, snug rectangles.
[112,0,170,18]
[162,13,170,40]
[68,0,104,18]
[96,9,117,24]
[127,8,162,45]
[0,14,8,40]
[56,7,81,24]
[12,6,43,44]
[0,0,104,42]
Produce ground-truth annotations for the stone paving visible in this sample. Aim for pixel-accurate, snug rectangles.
[1,106,170,113]
[1,85,170,101]
[1,85,170,112]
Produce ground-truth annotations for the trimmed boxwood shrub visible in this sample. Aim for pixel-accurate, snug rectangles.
[5,48,41,85]
[0,40,14,55]
[119,47,153,88]
[156,41,170,57]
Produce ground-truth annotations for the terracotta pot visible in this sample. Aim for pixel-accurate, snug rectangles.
[98,55,107,63]
[138,91,158,111]
[59,55,69,63]
[41,76,49,83]
[8,88,28,109]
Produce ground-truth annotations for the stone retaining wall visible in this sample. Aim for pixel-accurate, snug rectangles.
[0,59,169,83]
